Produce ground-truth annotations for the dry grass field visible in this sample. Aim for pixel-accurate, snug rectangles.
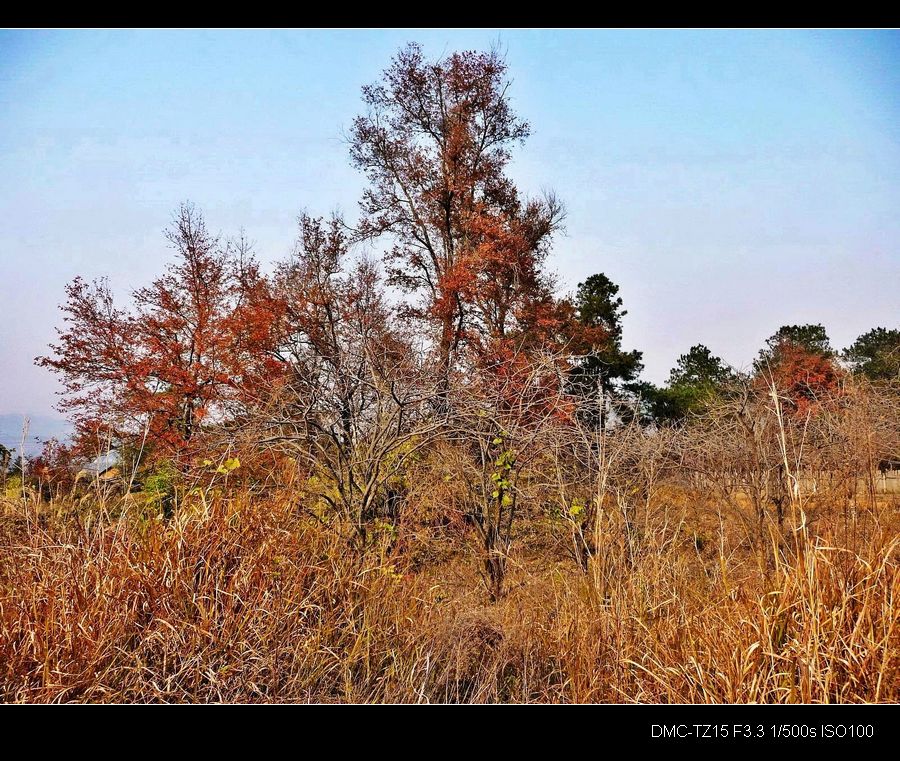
[2,437,897,703]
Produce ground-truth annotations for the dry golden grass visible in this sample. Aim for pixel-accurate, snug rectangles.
[1,484,897,703]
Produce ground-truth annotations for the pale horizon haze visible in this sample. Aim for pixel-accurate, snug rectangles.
[1,29,898,435]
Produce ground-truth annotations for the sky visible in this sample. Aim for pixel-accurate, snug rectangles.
[0,28,898,429]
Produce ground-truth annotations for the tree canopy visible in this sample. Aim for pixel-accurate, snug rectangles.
[843,327,900,382]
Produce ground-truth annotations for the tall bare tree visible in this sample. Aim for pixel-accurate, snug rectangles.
[251,215,444,545]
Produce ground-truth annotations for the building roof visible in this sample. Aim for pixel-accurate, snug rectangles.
[81,451,121,475]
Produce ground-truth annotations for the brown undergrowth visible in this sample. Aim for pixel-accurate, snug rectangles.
[1,485,897,703]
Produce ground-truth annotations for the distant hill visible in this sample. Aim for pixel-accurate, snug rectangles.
[0,414,72,459]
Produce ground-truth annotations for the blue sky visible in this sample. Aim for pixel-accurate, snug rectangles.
[1,29,898,421]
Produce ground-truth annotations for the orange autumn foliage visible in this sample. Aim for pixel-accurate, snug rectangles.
[758,341,845,417]
[37,205,284,458]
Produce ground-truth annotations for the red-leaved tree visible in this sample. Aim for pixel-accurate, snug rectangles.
[349,43,565,394]
[37,204,280,457]
[759,341,844,417]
